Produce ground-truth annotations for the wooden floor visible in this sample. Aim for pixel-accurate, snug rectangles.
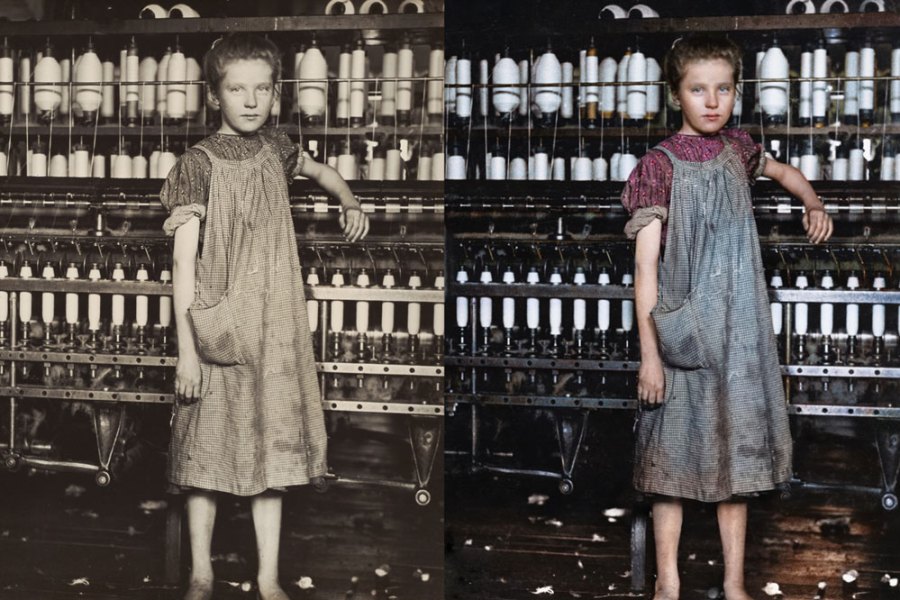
[445,417,900,600]
[3,411,900,600]
[0,416,444,600]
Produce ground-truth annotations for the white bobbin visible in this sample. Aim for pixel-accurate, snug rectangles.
[360,0,389,12]
[628,4,659,17]
[324,0,356,14]
[139,4,166,18]
[398,0,425,12]
[167,3,199,17]
[859,0,885,10]
[598,4,628,18]
[785,0,816,13]
[820,0,849,11]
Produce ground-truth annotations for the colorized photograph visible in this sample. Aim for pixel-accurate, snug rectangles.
[444,1,900,598]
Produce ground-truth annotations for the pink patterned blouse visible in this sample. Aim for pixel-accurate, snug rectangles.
[621,128,767,245]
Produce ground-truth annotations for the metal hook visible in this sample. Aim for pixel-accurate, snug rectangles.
[775,246,791,281]
[364,247,377,273]
[855,246,870,286]
[827,247,840,279]
[880,248,893,280]
[415,247,429,279]
[389,245,401,269]
[775,247,787,268]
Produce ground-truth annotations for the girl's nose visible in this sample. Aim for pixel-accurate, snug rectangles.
[245,91,258,108]
[706,92,718,108]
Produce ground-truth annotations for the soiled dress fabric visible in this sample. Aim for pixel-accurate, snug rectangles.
[162,132,326,496]
[630,138,792,502]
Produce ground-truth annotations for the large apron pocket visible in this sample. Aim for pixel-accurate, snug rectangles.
[651,292,709,370]
[189,294,247,366]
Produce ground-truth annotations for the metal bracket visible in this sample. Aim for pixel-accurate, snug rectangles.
[408,415,441,505]
[875,422,900,510]
[92,405,126,486]
[552,409,589,494]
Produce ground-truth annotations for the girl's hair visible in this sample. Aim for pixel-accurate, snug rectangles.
[203,32,282,95]
[664,34,742,93]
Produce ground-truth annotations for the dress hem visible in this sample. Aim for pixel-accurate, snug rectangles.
[167,466,329,497]
[633,470,792,504]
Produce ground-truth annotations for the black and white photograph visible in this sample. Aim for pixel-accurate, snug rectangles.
[0,0,444,598]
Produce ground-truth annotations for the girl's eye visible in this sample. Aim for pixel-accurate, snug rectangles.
[719,86,732,93]
[228,87,241,93]
[691,87,702,93]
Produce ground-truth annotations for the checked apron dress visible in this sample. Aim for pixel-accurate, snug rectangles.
[633,139,793,502]
[167,141,327,496]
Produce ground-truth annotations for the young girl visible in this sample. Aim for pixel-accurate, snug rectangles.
[160,33,369,600]
[622,35,833,600]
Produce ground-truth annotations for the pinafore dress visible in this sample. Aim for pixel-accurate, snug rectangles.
[633,139,793,502]
[167,141,327,496]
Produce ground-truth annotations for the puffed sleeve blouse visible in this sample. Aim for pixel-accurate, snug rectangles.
[159,127,307,236]
[620,128,768,246]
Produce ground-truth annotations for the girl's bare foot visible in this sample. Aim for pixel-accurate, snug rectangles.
[653,583,680,600]
[723,582,754,600]
[184,578,214,600]
[257,580,291,600]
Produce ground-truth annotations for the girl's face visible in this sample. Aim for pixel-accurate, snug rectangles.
[209,58,275,136]
[673,58,736,136]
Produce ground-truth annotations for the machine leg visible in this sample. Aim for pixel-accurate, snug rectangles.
[552,409,589,494]
[470,403,480,469]
[630,501,649,592]
[409,416,441,505]
[875,422,900,511]
[164,497,184,585]
[92,404,126,486]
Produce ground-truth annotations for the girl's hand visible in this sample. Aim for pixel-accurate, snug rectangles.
[637,355,666,407]
[339,206,369,242]
[175,353,202,405]
[802,206,833,244]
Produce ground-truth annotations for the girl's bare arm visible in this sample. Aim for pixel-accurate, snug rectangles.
[173,217,202,404]
[635,219,665,405]
[300,159,369,242]
[763,159,833,244]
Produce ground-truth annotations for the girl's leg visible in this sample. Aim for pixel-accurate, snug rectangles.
[252,492,290,600]
[652,498,683,600]
[185,491,217,600]
[717,501,752,600]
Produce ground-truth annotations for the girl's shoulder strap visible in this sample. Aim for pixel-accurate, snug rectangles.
[190,141,216,161]
[652,143,677,163]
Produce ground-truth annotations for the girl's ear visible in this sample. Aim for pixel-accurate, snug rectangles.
[207,86,220,109]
